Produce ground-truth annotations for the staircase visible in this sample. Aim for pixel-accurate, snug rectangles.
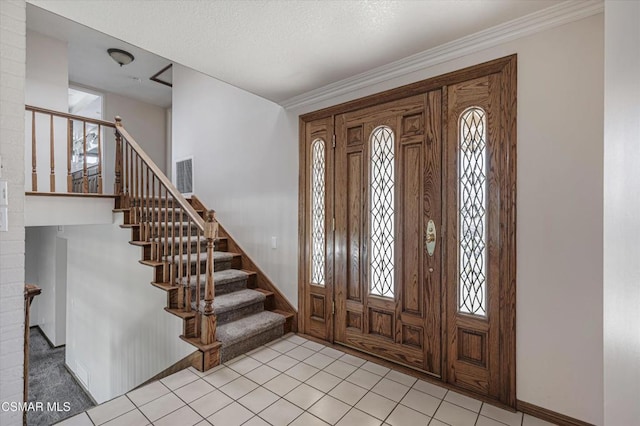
[112,119,294,372]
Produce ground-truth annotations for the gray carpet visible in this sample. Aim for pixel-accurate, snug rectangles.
[28,327,95,426]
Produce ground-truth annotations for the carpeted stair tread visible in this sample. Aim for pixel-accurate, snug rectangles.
[192,289,265,314]
[179,268,249,286]
[166,251,236,264]
[217,311,286,347]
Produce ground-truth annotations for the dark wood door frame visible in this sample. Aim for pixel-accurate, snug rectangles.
[298,54,516,407]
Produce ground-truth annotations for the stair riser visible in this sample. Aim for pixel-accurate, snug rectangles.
[158,240,226,257]
[173,259,236,277]
[220,324,284,363]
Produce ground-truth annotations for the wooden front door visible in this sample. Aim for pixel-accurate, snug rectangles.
[299,56,516,407]
[333,93,443,376]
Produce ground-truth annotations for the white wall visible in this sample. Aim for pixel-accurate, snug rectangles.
[105,91,167,173]
[291,15,603,425]
[25,227,67,346]
[172,65,298,304]
[25,194,114,226]
[25,30,68,192]
[0,2,26,424]
[61,213,192,404]
[603,2,640,425]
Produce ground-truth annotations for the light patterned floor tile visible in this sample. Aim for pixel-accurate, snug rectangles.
[371,378,410,402]
[385,369,417,387]
[428,419,449,426]
[101,408,148,426]
[127,381,171,407]
[480,404,524,426]
[400,388,442,417]
[174,379,215,403]
[87,396,136,425]
[284,383,325,410]
[476,415,511,426]
[138,393,185,422]
[219,376,258,400]
[319,346,345,359]
[286,345,316,361]
[346,368,383,390]
[308,395,351,425]
[244,364,281,385]
[355,392,398,421]
[386,404,431,426]
[268,339,298,354]
[248,347,281,363]
[259,398,303,426]
[286,362,320,382]
[189,389,233,418]
[202,366,240,388]
[284,334,308,345]
[361,361,391,377]
[339,353,367,367]
[227,356,262,375]
[412,379,447,399]
[263,373,301,396]
[267,354,299,372]
[160,368,199,390]
[207,402,253,426]
[444,390,482,412]
[336,408,382,426]
[237,387,279,414]
[304,352,335,369]
[434,401,478,426]
[57,412,94,426]
[329,380,368,406]
[305,370,342,393]
[153,405,202,426]
[289,412,330,426]
[243,416,271,426]
[301,340,326,352]
[324,360,358,379]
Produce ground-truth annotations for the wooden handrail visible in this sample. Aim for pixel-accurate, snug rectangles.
[25,105,115,128]
[114,117,205,230]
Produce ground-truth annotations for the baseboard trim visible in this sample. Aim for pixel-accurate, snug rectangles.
[517,400,595,426]
[63,363,98,406]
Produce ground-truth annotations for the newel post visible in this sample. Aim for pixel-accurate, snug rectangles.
[114,116,124,208]
[201,210,218,345]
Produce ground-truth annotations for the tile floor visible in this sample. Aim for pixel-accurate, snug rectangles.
[57,334,556,426]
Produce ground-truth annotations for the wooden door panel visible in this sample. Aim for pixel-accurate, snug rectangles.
[445,72,511,402]
[335,94,442,375]
[301,117,334,341]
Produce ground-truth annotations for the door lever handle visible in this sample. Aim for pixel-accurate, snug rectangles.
[426,219,436,257]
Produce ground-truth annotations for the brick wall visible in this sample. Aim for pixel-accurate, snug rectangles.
[0,1,26,425]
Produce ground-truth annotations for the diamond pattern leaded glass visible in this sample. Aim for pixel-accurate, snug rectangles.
[310,139,326,286]
[369,126,395,298]
[458,107,487,316]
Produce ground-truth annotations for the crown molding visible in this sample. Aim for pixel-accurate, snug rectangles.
[281,0,604,110]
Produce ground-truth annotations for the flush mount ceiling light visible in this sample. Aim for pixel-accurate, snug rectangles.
[107,48,134,67]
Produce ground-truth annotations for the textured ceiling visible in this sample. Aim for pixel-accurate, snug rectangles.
[27,5,173,108]
[28,0,561,104]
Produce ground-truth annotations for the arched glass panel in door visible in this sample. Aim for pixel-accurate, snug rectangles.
[458,107,487,316]
[310,138,326,286]
[369,126,395,298]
